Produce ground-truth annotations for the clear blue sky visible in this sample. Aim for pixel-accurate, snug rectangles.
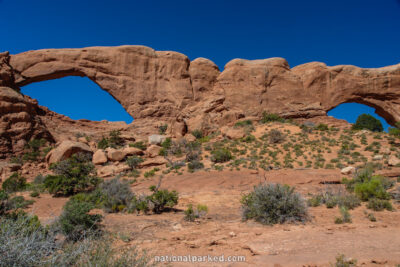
[1,0,399,129]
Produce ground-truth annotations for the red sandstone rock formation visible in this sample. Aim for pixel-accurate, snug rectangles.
[0,45,399,157]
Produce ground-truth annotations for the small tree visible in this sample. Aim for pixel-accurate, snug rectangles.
[58,199,102,241]
[44,153,99,196]
[352,114,383,132]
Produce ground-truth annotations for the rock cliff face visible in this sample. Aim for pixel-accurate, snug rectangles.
[0,45,399,157]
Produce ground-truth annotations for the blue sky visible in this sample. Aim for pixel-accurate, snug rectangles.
[1,0,399,129]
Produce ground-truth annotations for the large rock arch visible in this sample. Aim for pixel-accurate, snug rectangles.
[1,45,400,157]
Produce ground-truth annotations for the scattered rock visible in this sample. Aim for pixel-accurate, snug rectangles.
[381,147,391,154]
[146,145,162,158]
[139,157,167,168]
[388,155,400,166]
[222,127,246,140]
[123,146,144,156]
[172,223,182,231]
[341,166,356,175]
[148,134,166,145]
[92,150,108,165]
[184,134,196,142]
[45,140,92,165]
[107,148,126,161]
[97,164,130,177]
[373,154,383,161]
[229,231,236,237]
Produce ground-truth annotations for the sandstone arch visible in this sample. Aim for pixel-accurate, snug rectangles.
[1,45,400,157]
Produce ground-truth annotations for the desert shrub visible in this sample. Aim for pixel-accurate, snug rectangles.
[2,172,27,193]
[99,177,135,213]
[334,207,352,224]
[144,169,156,178]
[22,138,47,162]
[97,138,109,149]
[30,191,40,198]
[0,213,56,267]
[333,254,357,267]
[187,160,204,172]
[126,155,144,169]
[45,153,99,197]
[352,114,383,132]
[389,124,400,138]
[129,141,147,150]
[98,130,124,149]
[191,129,203,139]
[147,186,179,214]
[354,177,390,201]
[7,196,34,210]
[184,204,208,221]
[269,129,285,144]
[310,188,361,210]
[367,198,393,211]
[58,199,102,241]
[54,235,154,267]
[211,148,233,163]
[260,112,285,123]
[158,124,168,134]
[0,190,9,215]
[316,123,329,131]
[235,120,253,127]
[241,183,308,225]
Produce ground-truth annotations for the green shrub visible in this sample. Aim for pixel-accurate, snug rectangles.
[367,198,393,211]
[99,177,135,213]
[316,123,329,131]
[7,196,34,210]
[97,130,124,149]
[59,199,102,241]
[334,207,352,224]
[129,141,147,150]
[354,177,390,201]
[260,112,285,123]
[241,183,308,225]
[2,173,27,193]
[184,204,208,221]
[147,187,179,214]
[0,212,54,267]
[191,129,203,139]
[126,155,144,169]
[97,138,109,149]
[333,254,357,267]
[235,120,253,127]
[22,138,47,162]
[269,129,285,144]
[211,148,233,163]
[352,114,383,132]
[45,153,99,196]
[187,160,204,172]
[158,124,168,134]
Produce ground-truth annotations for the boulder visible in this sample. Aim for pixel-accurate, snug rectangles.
[223,127,246,140]
[123,147,144,156]
[146,145,162,158]
[45,141,92,165]
[139,156,167,168]
[97,164,130,177]
[92,150,108,165]
[184,134,197,142]
[107,148,126,161]
[388,155,400,166]
[148,134,167,145]
[341,166,356,175]
[373,155,384,161]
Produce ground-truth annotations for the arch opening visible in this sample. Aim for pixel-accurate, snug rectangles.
[327,103,390,131]
[20,76,133,123]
